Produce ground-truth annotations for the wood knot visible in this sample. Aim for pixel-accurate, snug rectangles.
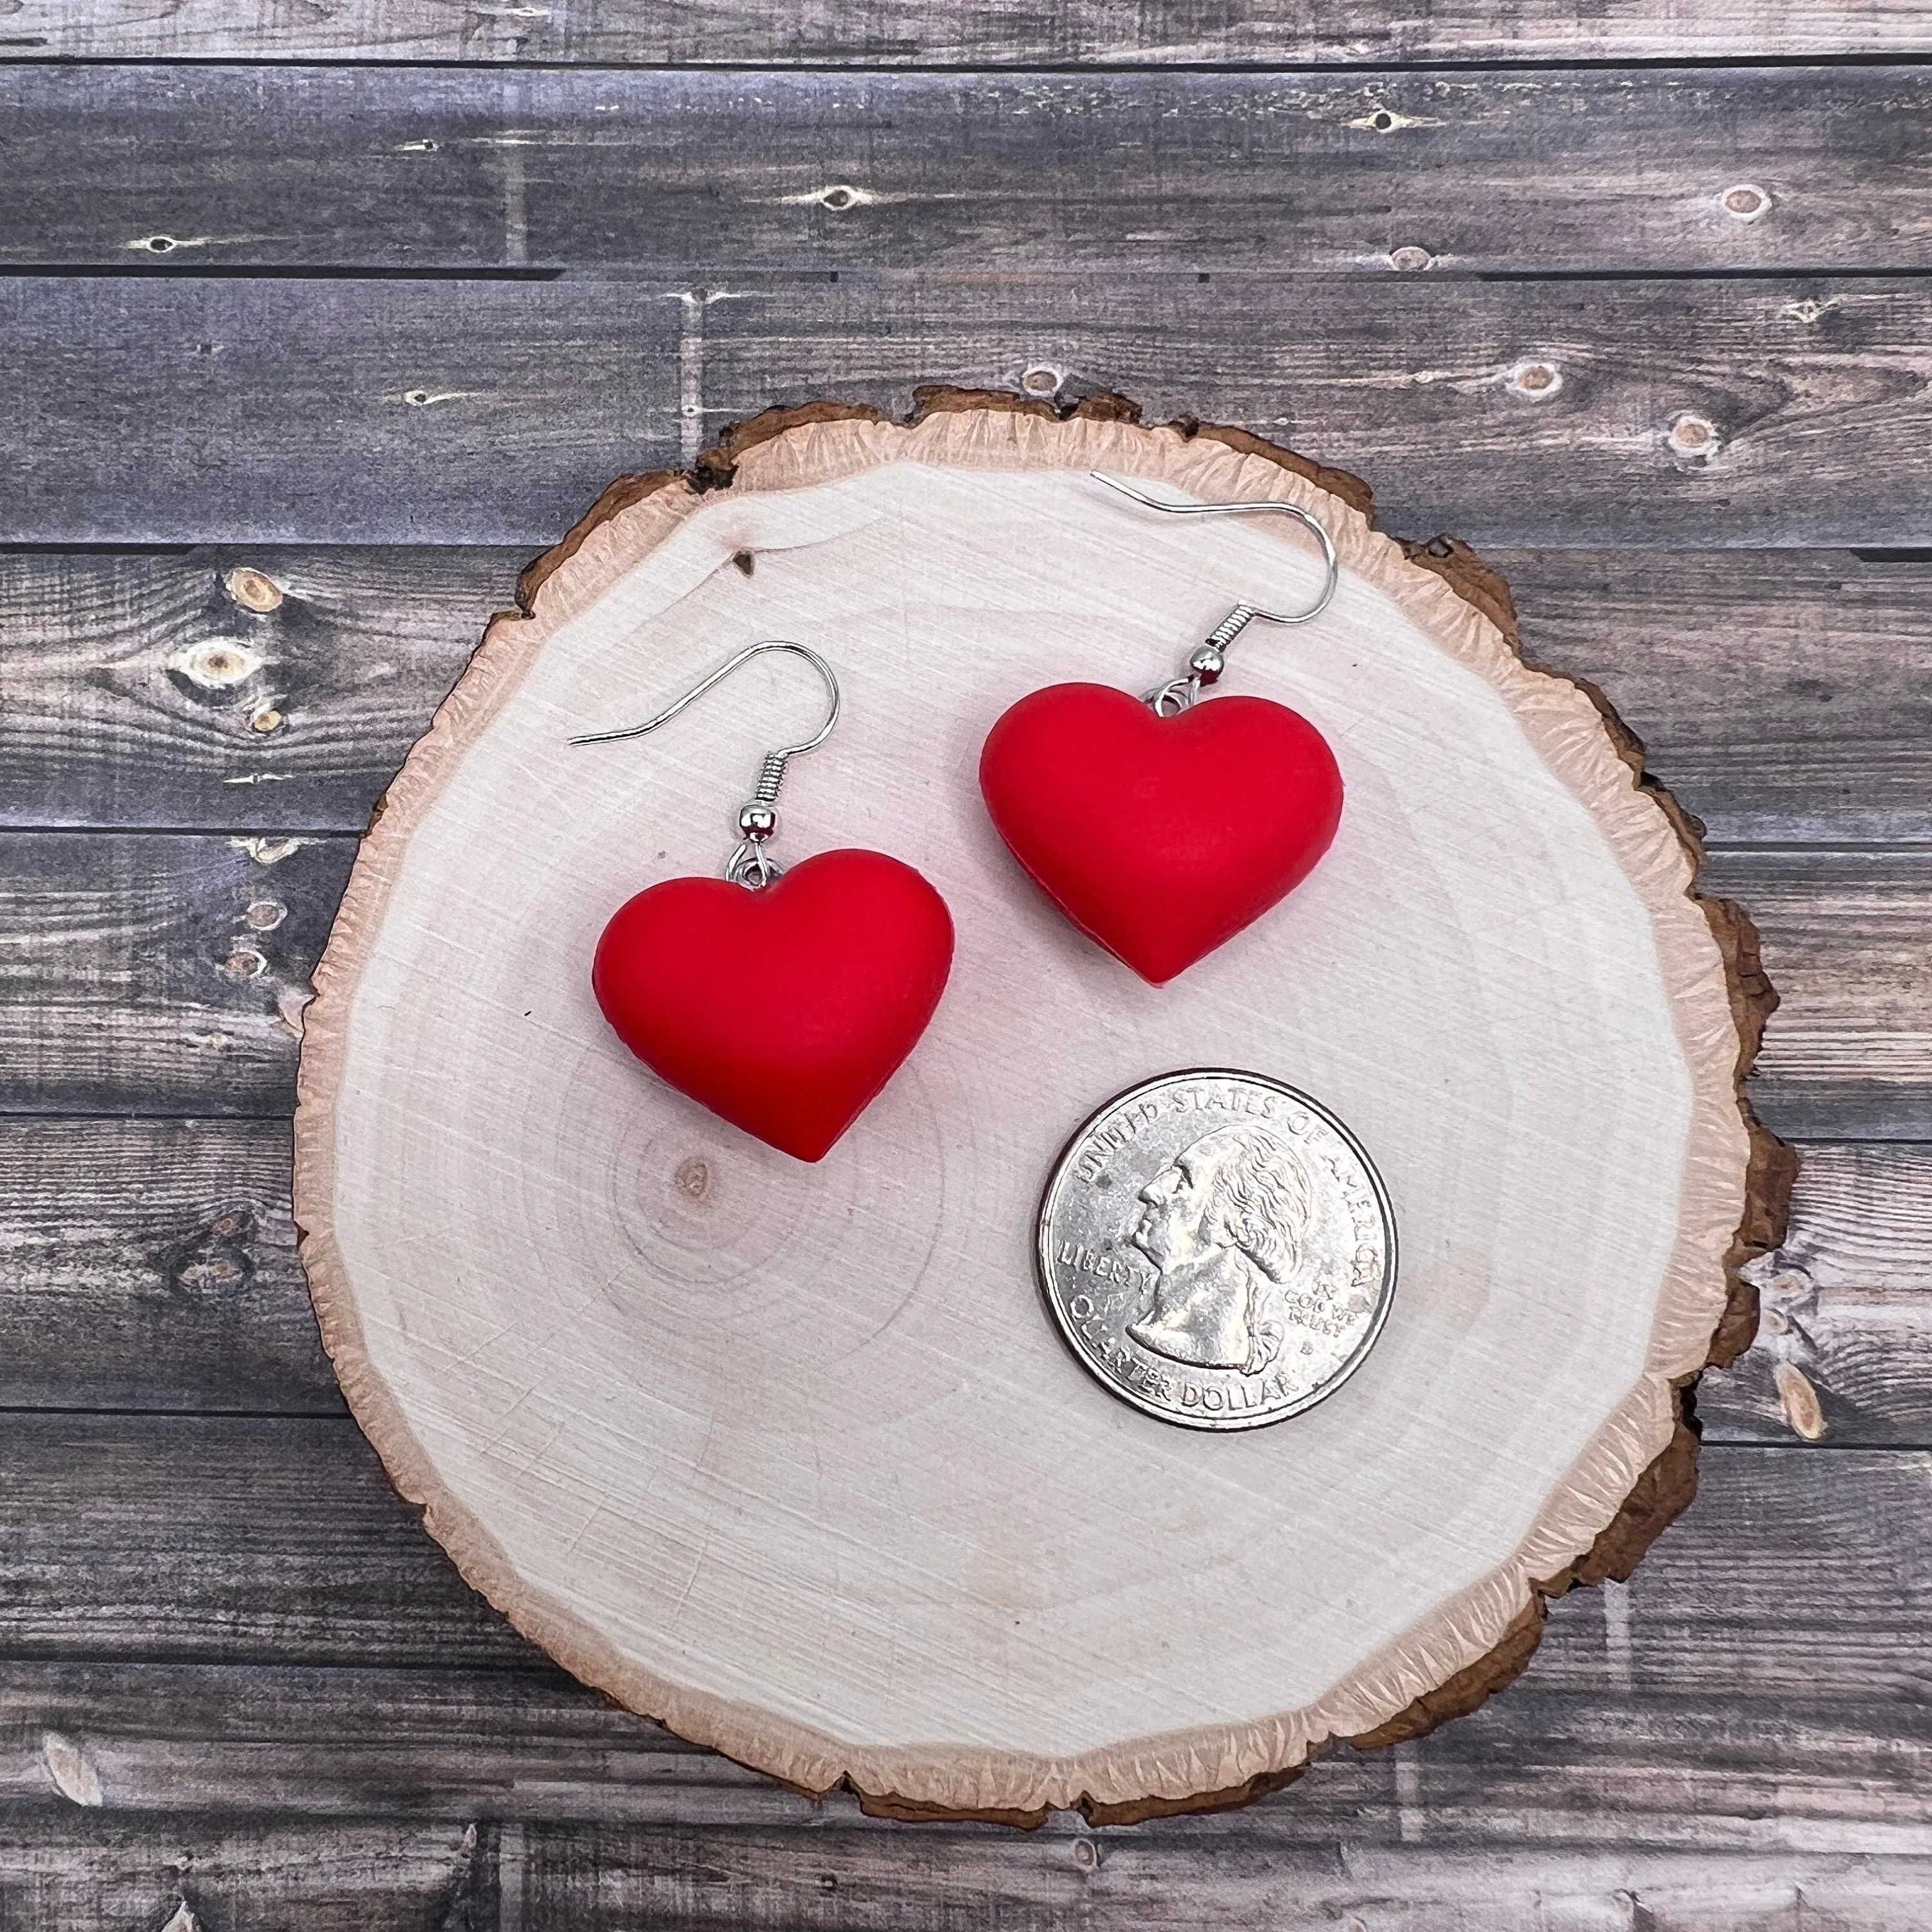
[674,1157,715,1204]
[1388,245,1434,272]
[1721,183,1772,223]
[1504,360,1562,400]
[232,835,308,866]
[222,947,267,981]
[1019,365,1065,397]
[167,1206,258,1297]
[223,566,283,612]
[1666,412,1720,459]
[244,898,287,931]
[788,183,878,212]
[169,639,264,691]
[1772,1360,1826,1441]
[41,1733,102,1808]
[1347,104,1434,133]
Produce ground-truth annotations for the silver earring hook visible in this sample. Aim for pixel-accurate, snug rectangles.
[571,639,842,890]
[1091,473,1340,716]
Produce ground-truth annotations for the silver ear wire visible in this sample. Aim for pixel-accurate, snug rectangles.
[1090,473,1340,716]
[571,639,842,889]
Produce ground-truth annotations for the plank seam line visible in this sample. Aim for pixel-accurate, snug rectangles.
[2,53,1930,75]
[8,266,1932,289]
[0,265,565,283]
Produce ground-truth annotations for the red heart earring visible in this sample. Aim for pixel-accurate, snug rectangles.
[979,476,1345,987]
[573,641,954,1163]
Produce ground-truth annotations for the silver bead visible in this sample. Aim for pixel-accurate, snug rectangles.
[1188,644,1226,685]
[737,802,778,841]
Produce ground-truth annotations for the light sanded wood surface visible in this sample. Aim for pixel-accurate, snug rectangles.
[293,407,1754,1815]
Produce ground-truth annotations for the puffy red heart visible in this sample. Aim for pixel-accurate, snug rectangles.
[979,682,1343,985]
[592,848,954,1162]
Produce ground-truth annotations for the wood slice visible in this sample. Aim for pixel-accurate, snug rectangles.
[294,394,1788,1823]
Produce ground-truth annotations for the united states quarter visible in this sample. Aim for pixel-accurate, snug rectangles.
[1036,1070,1397,1431]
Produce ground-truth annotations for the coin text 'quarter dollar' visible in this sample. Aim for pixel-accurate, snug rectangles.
[1036,1070,1397,1430]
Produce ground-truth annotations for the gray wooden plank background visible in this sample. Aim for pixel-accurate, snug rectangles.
[5,67,1929,276]
[8,274,1932,545]
[1,10,1928,1929]
[8,0,1931,63]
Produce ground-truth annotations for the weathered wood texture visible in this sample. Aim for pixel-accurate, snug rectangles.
[0,547,509,832]
[2,1118,1923,1444]
[1,1443,1929,1842]
[0,1119,337,1415]
[6,67,1929,276]
[446,1837,1932,1931]
[7,547,1930,844]
[1,833,1916,1137]
[0,833,352,1117]
[5,0,1928,63]
[8,1823,1932,1932]
[0,1816,484,1932]
[6,276,1932,545]
[5,1659,1932,1847]
[0,278,683,547]
[1702,847,1932,1141]
[1492,550,1932,848]
[700,278,1932,549]
[0,1414,535,1667]
[1701,1143,1932,1446]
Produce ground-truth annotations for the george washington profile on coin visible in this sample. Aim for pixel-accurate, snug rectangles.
[1037,1070,1397,1430]
[1126,1123,1314,1375]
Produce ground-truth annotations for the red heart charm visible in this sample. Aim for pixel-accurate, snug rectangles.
[979,682,1343,985]
[592,848,954,1162]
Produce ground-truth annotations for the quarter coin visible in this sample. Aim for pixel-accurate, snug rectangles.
[1036,1069,1397,1430]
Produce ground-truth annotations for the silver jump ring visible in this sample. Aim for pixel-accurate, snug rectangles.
[727,840,783,891]
[1146,675,1199,717]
